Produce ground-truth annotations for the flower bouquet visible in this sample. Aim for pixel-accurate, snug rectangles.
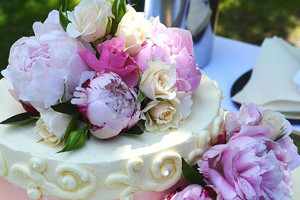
[0,0,201,152]
[165,104,300,200]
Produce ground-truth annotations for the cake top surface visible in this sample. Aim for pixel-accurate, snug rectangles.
[0,73,222,163]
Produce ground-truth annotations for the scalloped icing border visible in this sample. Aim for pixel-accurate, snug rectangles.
[187,108,224,165]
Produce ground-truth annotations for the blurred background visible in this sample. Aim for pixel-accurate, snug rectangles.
[0,0,300,74]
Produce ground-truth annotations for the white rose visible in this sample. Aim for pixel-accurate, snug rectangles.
[139,59,176,100]
[34,109,72,146]
[66,0,113,42]
[262,110,291,140]
[116,5,151,55]
[142,93,192,132]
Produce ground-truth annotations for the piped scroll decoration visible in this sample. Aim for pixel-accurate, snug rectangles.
[105,151,182,200]
[188,109,224,165]
[10,157,98,200]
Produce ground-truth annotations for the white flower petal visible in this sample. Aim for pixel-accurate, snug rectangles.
[66,23,82,38]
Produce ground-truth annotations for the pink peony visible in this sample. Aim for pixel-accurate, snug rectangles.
[78,37,139,88]
[1,10,89,109]
[71,72,140,139]
[32,10,64,36]
[199,134,294,200]
[174,48,202,93]
[225,103,263,135]
[134,18,201,93]
[134,41,171,73]
[223,103,300,170]
[165,185,213,200]
[149,17,194,57]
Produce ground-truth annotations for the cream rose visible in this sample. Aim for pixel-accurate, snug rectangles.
[34,109,72,146]
[66,0,113,42]
[142,92,192,132]
[262,110,291,140]
[116,5,150,55]
[139,59,176,100]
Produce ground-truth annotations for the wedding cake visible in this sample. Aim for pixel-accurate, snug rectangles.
[0,0,299,200]
[0,73,223,200]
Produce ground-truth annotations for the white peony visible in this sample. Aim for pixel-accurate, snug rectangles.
[142,92,192,132]
[262,110,292,140]
[34,109,72,146]
[116,5,151,55]
[139,59,177,101]
[66,0,113,42]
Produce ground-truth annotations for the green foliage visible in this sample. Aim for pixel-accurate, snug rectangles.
[63,113,79,144]
[51,102,79,115]
[58,126,87,153]
[182,158,207,187]
[110,0,126,36]
[59,5,70,31]
[0,112,34,124]
[124,124,144,135]
[291,132,300,155]
[135,91,145,105]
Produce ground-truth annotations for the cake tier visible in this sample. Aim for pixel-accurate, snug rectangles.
[0,73,223,200]
[0,177,188,200]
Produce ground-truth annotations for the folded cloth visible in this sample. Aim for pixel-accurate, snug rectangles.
[232,37,300,119]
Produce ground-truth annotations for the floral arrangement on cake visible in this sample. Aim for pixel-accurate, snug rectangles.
[1,0,300,199]
[165,103,300,200]
[0,0,201,152]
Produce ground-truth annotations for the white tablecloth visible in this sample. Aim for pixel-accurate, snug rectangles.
[202,36,300,199]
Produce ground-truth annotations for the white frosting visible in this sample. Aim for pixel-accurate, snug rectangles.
[0,149,7,176]
[105,151,182,200]
[0,73,223,200]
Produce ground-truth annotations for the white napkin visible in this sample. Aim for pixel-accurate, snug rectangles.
[232,37,300,119]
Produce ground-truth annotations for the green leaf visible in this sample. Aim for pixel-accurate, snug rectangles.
[58,126,87,153]
[291,132,300,155]
[136,91,145,105]
[51,103,79,115]
[105,17,113,36]
[63,113,79,144]
[182,158,206,187]
[112,0,119,17]
[30,116,41,120]
[115,0,126,23]
[124,124,144,135]
[63,0,68,12]
[111,0,126,35]
[61,82,66,103]
[0,113,34,125]
[275,128,288,141]
[137,65,142,86]
[37,138,44,143]
[110,18,119,36]
[59,5,71,31]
